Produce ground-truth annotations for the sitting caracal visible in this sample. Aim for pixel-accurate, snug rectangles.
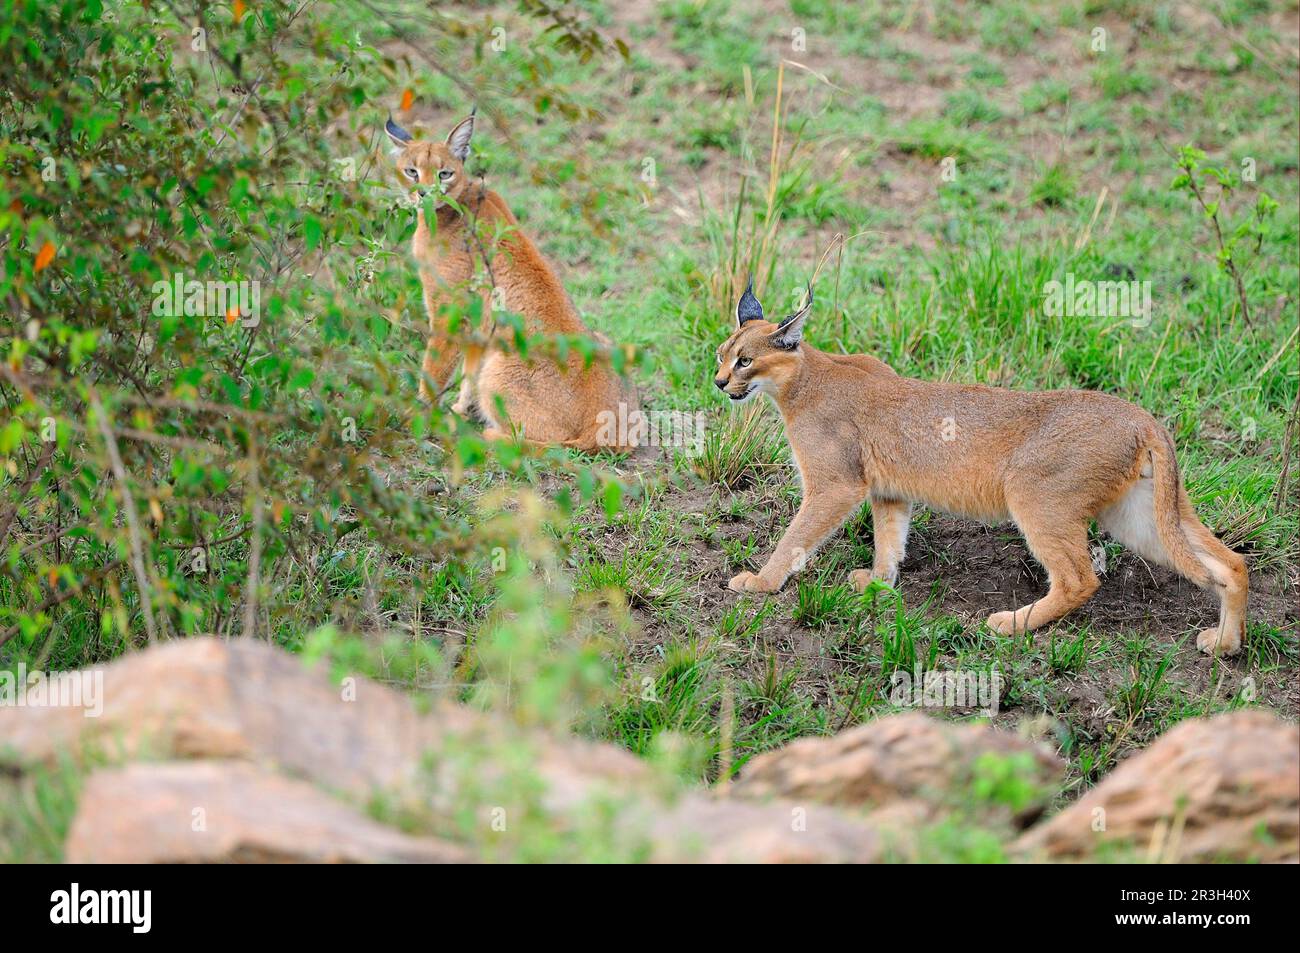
[387,111,637,450]
[715,279,1248,655]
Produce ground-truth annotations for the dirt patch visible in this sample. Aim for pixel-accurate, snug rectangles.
[577,466,1298,739]
[899,511,1296,637]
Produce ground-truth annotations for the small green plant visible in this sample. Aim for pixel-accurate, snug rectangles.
[792,580,858,628]
[1029,162,1078,208]
[743,652,799,710]
[1047,627,1092,675]
[716,599,774,641]
[970,751,1046,815]
[896,117,992,162]
[1020,78,1070,113]
[879,595,936,681]
[576,548,686,622]
[0,754,84,863]
[1115,641,1180,721]
[1092,61,1154,98]
[720,534,759,569]
[1171,145,1279,328]
[943,89,1003,125]
[692,404,788,491]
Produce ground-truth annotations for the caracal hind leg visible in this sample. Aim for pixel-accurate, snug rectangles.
[1103,478,1250,656]
[1180,509,1248,656]
[730,483,866,594]
[987,514,1099,636]
[849,497,912,592]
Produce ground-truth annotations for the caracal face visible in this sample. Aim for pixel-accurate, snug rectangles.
[385,112,476,210]
[713,280,811,403]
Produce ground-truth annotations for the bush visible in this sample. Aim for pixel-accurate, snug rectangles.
[0,0,623,683]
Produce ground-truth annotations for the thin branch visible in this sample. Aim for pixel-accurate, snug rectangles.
[0,440,53,548]
[88,389,158,645]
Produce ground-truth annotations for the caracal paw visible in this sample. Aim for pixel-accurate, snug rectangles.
[985,610,1021,636]
[1197,626,1242,657]
[728,571,777,594]
[850,568,897,592]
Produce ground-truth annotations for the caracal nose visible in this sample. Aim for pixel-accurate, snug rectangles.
[714,378,728,391]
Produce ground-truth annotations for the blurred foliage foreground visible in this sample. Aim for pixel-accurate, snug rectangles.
[0,0,633,732]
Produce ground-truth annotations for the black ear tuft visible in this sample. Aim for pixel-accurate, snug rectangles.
[736,276,765,326]
[385,115,413,146]
[770,283,813,349]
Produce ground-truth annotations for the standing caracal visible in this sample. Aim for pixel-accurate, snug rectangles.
[715,279,1248,655]
[387,111,638,451]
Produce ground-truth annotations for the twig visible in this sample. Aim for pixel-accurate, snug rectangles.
[0,440,53,548]
[87,389,159,644]
[0,559,126,650]
[242,428,264,638]
[1272,386,1300,514]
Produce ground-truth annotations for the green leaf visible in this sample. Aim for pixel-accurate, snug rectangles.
[304,216,322,251]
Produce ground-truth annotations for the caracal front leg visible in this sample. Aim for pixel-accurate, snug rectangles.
[729,483,866,594]
[444,284,488,413]
[849,497,912,592]
[450,345,483,418]
[450,290,493,417]
[418,284,464,404]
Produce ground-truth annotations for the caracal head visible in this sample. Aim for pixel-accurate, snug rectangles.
[713,279,813,403]
[385,110,476,209]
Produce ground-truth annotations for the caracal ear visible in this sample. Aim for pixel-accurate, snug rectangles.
[769,283,813,349]
[735,275,765,326]
[385,115,413,152]
[446,107,476,162]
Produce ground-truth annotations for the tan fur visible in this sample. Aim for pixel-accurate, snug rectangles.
[715,284,1248,656]
[389,114,637,450]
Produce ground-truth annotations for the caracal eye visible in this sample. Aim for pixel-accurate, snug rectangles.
[403,167,419,180]
[736,357,752,369]
[438,168,454,180]
[716,353,723,364]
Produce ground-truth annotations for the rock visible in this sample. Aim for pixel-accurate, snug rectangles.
[1016,711,1299,863]
[731,712,1064,825]
[647,795,904,863]
[0,637,649,816]
[2,638,902,863]
[65,761,471,864]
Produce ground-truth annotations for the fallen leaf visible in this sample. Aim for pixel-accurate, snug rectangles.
[34,240,55,272]
[400,88,414,112]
